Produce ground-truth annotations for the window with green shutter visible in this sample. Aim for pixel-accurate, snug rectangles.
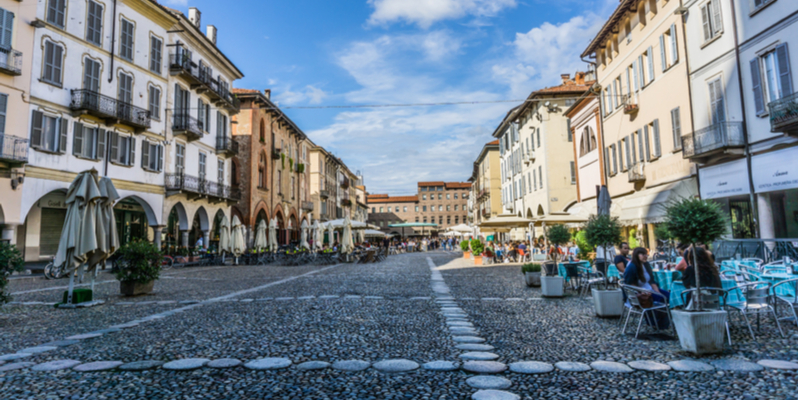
[119,19,134,61]
[86,1,103,46]
[0,8,14,50]
[150,36,162,73]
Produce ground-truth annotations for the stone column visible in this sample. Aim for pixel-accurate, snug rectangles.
[647,223,657,252]
[152,226,163,249]
[246,226,253,248]
[757,193,775,251]
[203,230,210,250]
[1,224,18,245]
[181,230,189,248]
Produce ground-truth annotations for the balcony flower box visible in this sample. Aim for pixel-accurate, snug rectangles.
[272,149,281,159]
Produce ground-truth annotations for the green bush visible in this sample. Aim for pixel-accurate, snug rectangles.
[521,263,541,273]
[572,231,593,259]
[460,240,470,252]
[176,246,191,257]
[584,214,622,248]
[628,229,640,248]
[665,198,728,246]
[0,243,24,304]
[470,239,483,256]
[113,240,163,284]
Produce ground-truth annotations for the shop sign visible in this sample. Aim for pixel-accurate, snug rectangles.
[751,147,798,193]
[698,159,749,199]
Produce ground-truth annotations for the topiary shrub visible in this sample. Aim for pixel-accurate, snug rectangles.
[546,224,571,261]
[572,231,593,259]
[0,243,24,304]
[113,240,163,284]
[460,240,470,252]
[521,263,542,273]
[470,239,484,257]
[584,214,623,253]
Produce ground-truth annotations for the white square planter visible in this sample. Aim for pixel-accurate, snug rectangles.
[591,288,623,317]
[671,309,728,355]
[524,272,541,287]
[541,276,563,297]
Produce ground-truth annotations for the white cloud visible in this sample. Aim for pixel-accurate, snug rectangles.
[367,0,517,29]
[275,85,329,106]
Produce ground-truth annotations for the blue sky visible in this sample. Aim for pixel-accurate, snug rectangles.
[164,0,617,195]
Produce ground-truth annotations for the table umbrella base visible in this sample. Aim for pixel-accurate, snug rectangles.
[57,300,105,309]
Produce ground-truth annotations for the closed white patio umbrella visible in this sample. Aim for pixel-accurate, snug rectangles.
[327,222,335,247]
[300,219,310,249]
[231,215,246,258]
[268,218,279,251]
[341,215,354,254]
[218,218,230,255]
[313,220,323,250]
[254,219,267,251]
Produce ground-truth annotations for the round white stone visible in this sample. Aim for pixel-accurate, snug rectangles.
[554,361,591,372]
[462,361,507,374]
[509,361,553,374]
[423,361,459,371]
[450,328,479,334]
[471,389,520,400]
[453,336,486,343]
[466,376,512,389]
[20,346,57,354]
[460,352,499,361]
[244,357,292,370]
[0,353,32,361]
[590,361,633,373]
[666,360,715,372]
[372,359,419,373]
[332,360,370,372]
[456,344,495,351]
[447,321,474,327]
[0,362,35,372]
[65,333,103,340]
[295,361,331,370]
[757,360,798,370]
[207,358,242,368]
[32,360,82,371]
[118,360,164,370]
[710,359,764,372]
[162,358,210,370]
[73,361,123,372]
[628,360,671,372]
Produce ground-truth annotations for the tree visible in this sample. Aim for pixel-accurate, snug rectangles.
[584,215,623,288]
[546,224,571,261]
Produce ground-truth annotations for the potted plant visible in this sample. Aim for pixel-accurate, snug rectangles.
[584,214,623,317]
[460,240,470,259]
[0,243,24,305]
[470,239,484,265]
[113,240,163,296]
[522,263,541,287]
[541,224,570,297]
[666,198,729,355]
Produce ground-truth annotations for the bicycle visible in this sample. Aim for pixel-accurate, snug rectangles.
[44,257,67,280]
[161,255,175,270]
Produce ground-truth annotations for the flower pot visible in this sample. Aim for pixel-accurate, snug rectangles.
[474,256,483,265]
[671,309,727,355]
[591,288,623,317]
[120,281,155,296]
[525,272,541,287]
[463,251,470,259]
[541,276,564,297]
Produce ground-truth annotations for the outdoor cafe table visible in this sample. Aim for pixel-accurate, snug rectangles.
[761,272,798,297]
[558,261,591,282]
[669,278,745,308]
[653,269,681,289]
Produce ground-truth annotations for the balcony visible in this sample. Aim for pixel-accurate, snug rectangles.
[215,136,238,158]
[340,179,350,189]
[272,148,281,159]
[0,134,28,166]
[70,90,151,132]
[165,173,241,203]
[622,94,638,115]
[341,198,352,207]
[768,92,797,135]
[168,53,201,85]
[0,47,22,76]
[172,114,204,142]
[681,121,745,164]
[628,162,645,183]
[319,189,330,199]
[301,201,314,211]
[194,69,240,112]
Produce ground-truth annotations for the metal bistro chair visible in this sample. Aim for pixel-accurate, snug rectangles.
[725,281,785,340]
[518,249,531,263]
[563,263,581,292]
[743,258,764,267]
[772,278,798,328]
[681,288,731,345]
[621,284,673,339]
[579,265,605,298]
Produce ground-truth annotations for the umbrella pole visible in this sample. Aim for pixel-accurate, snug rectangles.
[65,263,79,306]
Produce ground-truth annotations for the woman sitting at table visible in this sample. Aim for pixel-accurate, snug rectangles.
[681,247,721,289]
[623,247,670,303]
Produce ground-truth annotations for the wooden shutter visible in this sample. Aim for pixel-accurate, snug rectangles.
[647,47,655,84]
[630,133,636,163]
[0,94,6,134]
[638,55,645,88]
[158,144,164,172]
[701,4,711,41]
[141,140,149,169]
[610,144,617,174]
[58,117,67,153]
[0,9,13,49]
[31,110,43,148]
[637,129,644,162]
[72,121,83,156]
[711,0,722,34]
[625,137,631,169]
[612,80,618,108]
[604,147,610,178]
[670,24,679,64]
[653,119,662,158]
[97,129,106,159]
[710,79,725,124]
[632,60,639,91]
[617,140,624,172]
[129,136,135,166]
[644,125,651,161]
[660,34,667,71]
[671,108,681,149]
[775,43,793,98]
[110,132,119,162]
[625,68,631,97]
[750,58,765,115]
[44,42,54,82]
[53,44,63,85]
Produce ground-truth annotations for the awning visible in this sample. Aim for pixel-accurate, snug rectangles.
[617,178,698,226]
[478,214,533,228]
[388,222,438,228]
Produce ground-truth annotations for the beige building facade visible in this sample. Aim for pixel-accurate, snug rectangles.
[468,140,502,225]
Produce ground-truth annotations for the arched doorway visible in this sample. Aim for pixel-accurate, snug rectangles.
[189,207,209,248]
[166,203,189,251]
[20,189,68,262]
[537,205,545,216]
[275,210,285,246]
[211,209,227,252]
[289,214,298,244]
[114,196,158,247]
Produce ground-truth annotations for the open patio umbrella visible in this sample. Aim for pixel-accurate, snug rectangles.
[254,219,267,251]
[450,223,473,234]
[363,229,386,238]
[268,218,278,251]
[300,219,310,249]
[341,215,353,254]
[313,220,323,250]
[218,217,230,255]
[231,215,245,258]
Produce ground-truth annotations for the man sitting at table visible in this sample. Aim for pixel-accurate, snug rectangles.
[614,242,631,276]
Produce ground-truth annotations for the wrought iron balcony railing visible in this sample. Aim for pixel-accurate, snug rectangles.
[215,135,238,157]
[70,89,151,131]
[172,114,204,141]
[168,53,200,84]
[302,201,314,211]
[319,189,330,198]
[622,94,638,115]
[0,47,22,76]
[0,134,28,165]
[768,92,797,134]
[681,121,745,161]
[165,173,241,202]
[628,162,645,182]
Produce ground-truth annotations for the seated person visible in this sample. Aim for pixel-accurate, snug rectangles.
[623,247,671,329]
[681,247,721,289]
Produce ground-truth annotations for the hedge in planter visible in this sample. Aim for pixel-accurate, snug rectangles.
[459,240,470,252]
[470,240,484,256]
[113,240,163,296]
[0,243,24,304]
[546,224,570,263]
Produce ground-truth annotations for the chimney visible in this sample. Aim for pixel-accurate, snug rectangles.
[264,89,271,99]
[206,25,217,45]
[188,8,201,28]
[575,72,585,85]
[561,74,571,85]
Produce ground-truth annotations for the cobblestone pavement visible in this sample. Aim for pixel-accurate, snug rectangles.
[0,252,796,399]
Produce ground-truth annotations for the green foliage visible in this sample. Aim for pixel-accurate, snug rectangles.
[175,246,191,257]
[281,153,285,169]
[521,263,542,273]
[546,224,571,246]
[460,240,470,252]
[470,239,484,256]
[289,158,294,168]
[297,163,305,173]
[628,229,640,248]
[654,223,673,241]
[664,198,728,245]
[572,231,593,258]
[113,240,162,284]
[0,243,24,304]
[583,214,623,248]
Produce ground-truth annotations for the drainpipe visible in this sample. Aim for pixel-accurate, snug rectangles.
[107,0,117,83]
[677,1,697,191]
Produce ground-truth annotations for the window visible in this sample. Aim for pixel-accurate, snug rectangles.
[118,72,133,104]
[423,217,427,223]
[623,136,631,170]
[455,216,459,224]
[141,140,163,172]
[701,0,722,42]
[72,122,101,159]
[752,43,793,115]
[218,159,224,183]
[536,128,541,147]
[439,216,443,225]
[198,152,206,181]
[47,0,66,28]
[613,76,621,108]
[149,36,162,74]
[395,206,399,212]
[438,194,442,200]
[110,132,133,165]
[422,194,426,200]
[604,86,612,116]
[650,120,662,158]
[176,143,185,174]
[83,57,100,92]
[30,111,66,153]
[533,172,537,191]
[446,205,451,211]
[403,206,407,212]
[216,111,228,137]
[610,144,618,174]
[119,18,134,61]
[438,187,443,191]
[447,216,451,225]
[708,77,726,124]
[636,129,644,163]
[422,206,427,212]
[197,99,206,131]
[528,172,532,193]
[638,47,655,88]
[438,205,443,212]
[258,153,266,188]
[371,207,375,213]
[670,107,682,150]
[420,187,426,191]
[569,162,576,184]
[660,24,679,71]
[149,86,161,120]
[446,194,450,199]
[86,1,103,45]
[538,166,543,189]
[415,206,419,212]
[0,8,12,50]
[43,41,63,86]
[379,207,384,212]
